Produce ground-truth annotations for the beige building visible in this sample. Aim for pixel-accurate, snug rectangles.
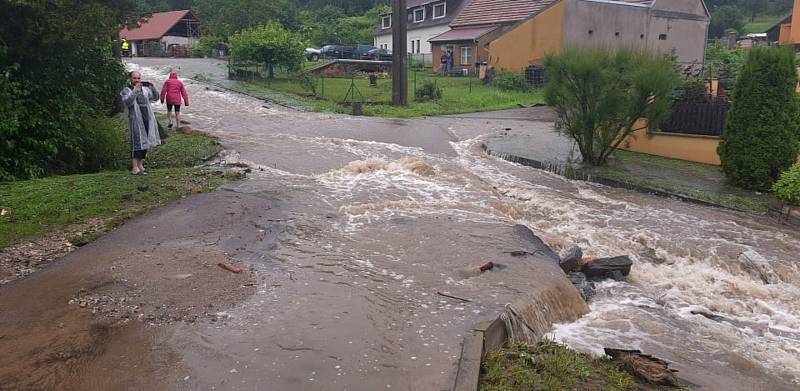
[489,0,710,72]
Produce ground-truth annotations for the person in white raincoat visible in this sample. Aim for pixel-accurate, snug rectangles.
[121,71,161,175]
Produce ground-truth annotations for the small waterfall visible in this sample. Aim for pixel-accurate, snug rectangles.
[501,282,589,343]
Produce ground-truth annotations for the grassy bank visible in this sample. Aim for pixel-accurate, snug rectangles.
[480,341,683,391]
[743,13,789,34]
[223,67,544,117]
[587,150,774,212]
[0,117,224,249]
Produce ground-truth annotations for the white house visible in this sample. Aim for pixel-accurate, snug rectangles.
[373,0,470,55]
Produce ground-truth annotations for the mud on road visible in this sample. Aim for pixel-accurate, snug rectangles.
[0,191,281,390]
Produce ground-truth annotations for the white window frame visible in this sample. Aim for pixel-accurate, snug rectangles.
[432,2,446,19]
[413,7,425,23]
[382,15,391,29]
[461,46,472,65]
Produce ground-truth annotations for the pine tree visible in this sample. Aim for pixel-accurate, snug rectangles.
[718,46,800,191]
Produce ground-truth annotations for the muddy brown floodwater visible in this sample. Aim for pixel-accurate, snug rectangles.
[2,58,799,390]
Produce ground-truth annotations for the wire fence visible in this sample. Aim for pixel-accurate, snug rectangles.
[227,59,505,105]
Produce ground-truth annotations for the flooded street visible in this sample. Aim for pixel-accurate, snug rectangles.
[7,57,798,390]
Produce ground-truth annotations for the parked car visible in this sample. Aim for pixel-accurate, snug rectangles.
[320,44,378,60]
[361,48,392,61]
[305,47,320,61]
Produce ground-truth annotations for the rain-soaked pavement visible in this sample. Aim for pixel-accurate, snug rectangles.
[2,58,799,390]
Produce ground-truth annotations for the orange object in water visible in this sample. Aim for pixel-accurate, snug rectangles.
[479,261,494,272]
[218,262,242,274]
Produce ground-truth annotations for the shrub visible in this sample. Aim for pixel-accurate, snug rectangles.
[773,163,800,205]
[229,23,306,78]
[415,79,442,101]
[296,71,318,96]
[544,48,680,166]
[492,70,529,91]
[79,115,128,172]
[718,46,800,191]
[193,35,221,58]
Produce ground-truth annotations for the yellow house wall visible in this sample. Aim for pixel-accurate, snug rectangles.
[621,124,721,165]
[489,1,565,71]
[780,23,792,44]
[792,0,800,43]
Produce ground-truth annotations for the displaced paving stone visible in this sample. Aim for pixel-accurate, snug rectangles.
[559,245,582,273]
[511,224,559,262]
[583,255,632,281]
[567,272,594,301]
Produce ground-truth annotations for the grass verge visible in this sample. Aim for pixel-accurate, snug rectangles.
[0,116,224,250]
[480,341,682,391]
[743,13,789,34]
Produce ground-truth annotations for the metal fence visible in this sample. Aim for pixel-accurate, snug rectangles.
[660,97,729,137]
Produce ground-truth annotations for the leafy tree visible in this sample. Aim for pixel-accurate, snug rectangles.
[0,0,138,180]
[739,0,768,22]
[705,41,746,81]
[229,23,306,78]
[193,0,300,38]
[718,46,800,191]
[301,4,389,46]
[543,49,680,166]
[709,5,745,38]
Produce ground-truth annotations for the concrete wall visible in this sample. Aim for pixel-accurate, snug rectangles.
[562,0,649,52]
[621,124,721,165]
[561,0,707,66]
[374,24,451,54]
[489,1,565,71]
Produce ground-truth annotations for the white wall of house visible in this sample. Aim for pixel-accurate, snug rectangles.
[161,35,193,48]
[374,24,451,54]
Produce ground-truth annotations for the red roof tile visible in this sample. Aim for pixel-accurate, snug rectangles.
[120,10,195,41]
[451,0,560,26]
[428,25,498,41]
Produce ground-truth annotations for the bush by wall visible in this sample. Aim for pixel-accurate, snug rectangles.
[773,163,800,205]
[717,46,800,191]
[492,70,530,92]
[415,80,442,101]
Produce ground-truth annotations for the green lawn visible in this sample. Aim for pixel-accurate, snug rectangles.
[587,149,775,212]
[743,13,789,33]
[0,117,224,249]
[228,67,545,117]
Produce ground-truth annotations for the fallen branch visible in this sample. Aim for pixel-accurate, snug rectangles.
[218,262,242,274]
[436,291,472,303]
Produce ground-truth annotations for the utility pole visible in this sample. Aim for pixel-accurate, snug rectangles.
[391,0,408,106]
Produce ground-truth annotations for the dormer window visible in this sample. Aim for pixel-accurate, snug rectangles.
[413,7,425,23]
[433,2,446,19]
[382,15,391,28]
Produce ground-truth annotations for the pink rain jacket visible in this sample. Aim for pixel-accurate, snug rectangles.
[160,72,189,106]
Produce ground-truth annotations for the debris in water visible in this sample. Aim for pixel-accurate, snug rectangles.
[583,255,632,281]
[690,310,730,323]
[435,291,472,303]
[567,272,595,301]
[218,262,242,274]
[604,348,679,386]
[479,261,494,272]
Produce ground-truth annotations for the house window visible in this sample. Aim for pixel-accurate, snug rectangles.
[382,15,391,29]
[416,39,421,53]
[411,40,415,53]
[461,46,472,65]
[414,7,425,23]
[614,31,619,37]
[659,34,667,40]
[433,3,446,19]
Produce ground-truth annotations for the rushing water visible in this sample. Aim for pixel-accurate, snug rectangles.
[132,59,800,390]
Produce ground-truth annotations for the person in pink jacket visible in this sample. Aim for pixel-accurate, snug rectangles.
[159,71,190,128]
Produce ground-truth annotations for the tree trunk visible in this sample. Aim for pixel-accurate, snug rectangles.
[268,62,274,79]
